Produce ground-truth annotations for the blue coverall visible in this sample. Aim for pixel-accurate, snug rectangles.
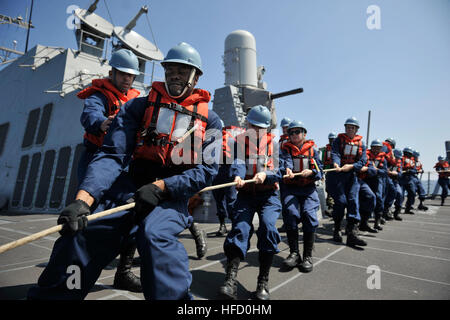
[399,166,417,210]
[78,92,111,184]
[223,141,282,260]
[212,164,237,221]
[27,95,221,300]
[330,138,367,223]
[279,147,323,233]
[359,159,387,216]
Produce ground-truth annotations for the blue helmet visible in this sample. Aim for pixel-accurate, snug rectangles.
[247,105,271,128]
[109,49,140,75]
[438,156,444,161]
[280,117,292,128]
[288,120,307,133]
[344,117,360,128]
[403,146,413,155]
[413,150,420,158]
[393,149,403,158]
[371,139,383,147]
[161,42,203,75]
[385,137,396,148]
[328,132,337,139]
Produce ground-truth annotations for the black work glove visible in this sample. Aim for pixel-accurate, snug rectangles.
[57,200,91,236]
[133,183,167,222]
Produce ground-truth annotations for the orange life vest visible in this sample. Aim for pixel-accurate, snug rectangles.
[133,81,210,167]
[401,155,416,173]
[322,144,333,168]
[222,126,245,164]
[434,161,450,178]
[338,133,363,165]
[389,158,402,172]
[359,150,386,180]
[281,140,317,187]
[415,160,423,173]
[235,131,277,193]
[382,141,397,167]
[278,134,290,151]
[77,78,140,147]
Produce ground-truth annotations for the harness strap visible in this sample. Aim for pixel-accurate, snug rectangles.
[147,99,208,122]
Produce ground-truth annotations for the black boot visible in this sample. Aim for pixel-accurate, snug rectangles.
[299,232,314,273]
[393,206,402,221]
[382,210,394,221]
[283,229,302,268]
[346,219,367,248]
[405,204,415,215]
[219,253,240,300]
[113,243,142,292]
[418,200,428,211]
[190,222,208,259]
[255,252,274,300]
[441,197,445,206]
[333,220,343,243]
[374,212,383,231]
[216,216,228,236]
[359,213,378,233]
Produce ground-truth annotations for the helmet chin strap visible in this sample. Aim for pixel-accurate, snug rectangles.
[165,68,196,99]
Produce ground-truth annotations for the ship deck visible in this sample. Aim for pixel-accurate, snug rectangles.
[0,198,449,301]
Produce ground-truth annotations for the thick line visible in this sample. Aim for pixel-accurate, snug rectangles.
[0,226,58,241]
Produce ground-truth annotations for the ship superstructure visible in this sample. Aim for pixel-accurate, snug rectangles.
[0,1,163,213]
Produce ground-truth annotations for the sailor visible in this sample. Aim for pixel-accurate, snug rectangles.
[380,138,397,222]
[279,120,323,272]
[277,117,291,233]
[27,42,221,300]
[434,156,450,206]
[211,121,244,236]
[358,139,388,232]
[399,147,417,214]
[219,105,282,300]
[412,150,428,211]
[322,132,337,217]
[384,149,404,220]
[77,48,141,292]
[330,117,367,248]
[279,117,292,150]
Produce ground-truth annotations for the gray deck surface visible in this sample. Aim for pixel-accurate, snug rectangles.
[1,198,449,301]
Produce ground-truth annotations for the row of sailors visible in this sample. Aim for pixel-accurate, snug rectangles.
[213,109,450,299]
[27,45,450,300]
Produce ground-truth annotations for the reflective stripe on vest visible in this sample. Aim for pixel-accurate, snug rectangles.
[133,91,208,167]
[338,134,363,165]
[281,140,316,186]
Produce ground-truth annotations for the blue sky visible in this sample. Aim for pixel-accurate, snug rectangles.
[1,0,449,172]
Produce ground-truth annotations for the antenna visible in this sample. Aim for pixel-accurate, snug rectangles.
[73,0,114,57]
[113,6,163,61]
[366,110,371,147]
